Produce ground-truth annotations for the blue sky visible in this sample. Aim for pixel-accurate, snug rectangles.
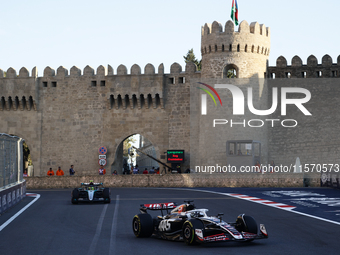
[0,0,338,74]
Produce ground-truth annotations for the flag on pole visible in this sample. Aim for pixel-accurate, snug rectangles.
[231,0,239,26]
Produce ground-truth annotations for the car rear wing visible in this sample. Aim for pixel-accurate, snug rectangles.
[140,202,177,215]
[81,182,103,186]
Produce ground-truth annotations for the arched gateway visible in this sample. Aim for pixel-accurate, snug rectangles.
[0,62,191,176]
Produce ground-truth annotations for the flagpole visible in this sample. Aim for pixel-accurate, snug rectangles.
[233,0,235,25]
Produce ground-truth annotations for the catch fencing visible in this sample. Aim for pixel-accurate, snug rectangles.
[0,133,26,214]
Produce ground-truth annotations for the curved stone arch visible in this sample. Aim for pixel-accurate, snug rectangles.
[117,65,128,75]
[57,66,68,77]
[83,65,94,76]
[170,62,182,74]
[7,96,13,110]
[203,23,211,35]
[292,55,303,66]
[19,67,29,78]
[238,20,249,33]
[158,63,164,74]
[120,132,160,158]
[225,20,234,33]
[276,56,287,67]
[250,22,260,34]
[211,21,222,33]
[70,66,81,76]
[322,54,332,67]
[260,24,266,36]
[185,61,197,74]
[110,132,161,173]
[97,65,107,76]
[0,96,6,109]
[307,55,318,67]
[6,67,17,78]
[144,63,155,74]
[43,66,55,77]
[14,96,20,110]
[222,63,239,78]
[131,64,141,75]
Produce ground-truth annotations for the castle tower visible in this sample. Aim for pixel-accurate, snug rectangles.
[200,20,270,78]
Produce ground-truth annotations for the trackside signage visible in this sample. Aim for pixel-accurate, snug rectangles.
[167,150,185,163]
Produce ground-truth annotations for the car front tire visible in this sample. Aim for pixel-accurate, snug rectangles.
[182,219,204,245]
[103,188,110,203]
[71,188,79,204]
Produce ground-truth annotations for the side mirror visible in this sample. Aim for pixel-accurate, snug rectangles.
[217,213,224,222]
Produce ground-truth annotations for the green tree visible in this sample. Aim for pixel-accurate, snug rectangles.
[23,141,32,166]
[227,68,236,78]
[183,48,201,71]
[123,136,137,157]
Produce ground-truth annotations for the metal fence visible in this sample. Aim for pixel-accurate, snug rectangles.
[0,133,24,189]
[320,171,340,189]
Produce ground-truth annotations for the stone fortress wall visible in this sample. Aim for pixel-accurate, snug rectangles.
[200,20,270,79]
[0,62,197,176]
[268,54,340,78]
[0,19,339,177]
[266,54,340,171]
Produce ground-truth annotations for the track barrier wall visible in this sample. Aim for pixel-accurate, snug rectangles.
[24,172,321,189]
[0,181,26,214]
[0,133,26,214]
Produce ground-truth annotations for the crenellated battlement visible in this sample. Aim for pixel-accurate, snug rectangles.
[201,20,270,57]
[268,54,340,78]
[0,61,200,79]
[200,20,270,78]
[0,61,199,111]
[2,15,340,178]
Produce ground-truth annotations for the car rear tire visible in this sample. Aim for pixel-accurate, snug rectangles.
[182,219,204,245]
[132,214,153,238]
[71,188,79,204]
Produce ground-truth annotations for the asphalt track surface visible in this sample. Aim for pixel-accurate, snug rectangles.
[0,187,339,255]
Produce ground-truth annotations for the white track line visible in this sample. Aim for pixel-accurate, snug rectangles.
[109,195,120,255]
[0,193,40,232]
[87,203,109,255]
[155,187,340,226]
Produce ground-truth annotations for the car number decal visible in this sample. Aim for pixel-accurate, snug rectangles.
[158,220,171,231]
